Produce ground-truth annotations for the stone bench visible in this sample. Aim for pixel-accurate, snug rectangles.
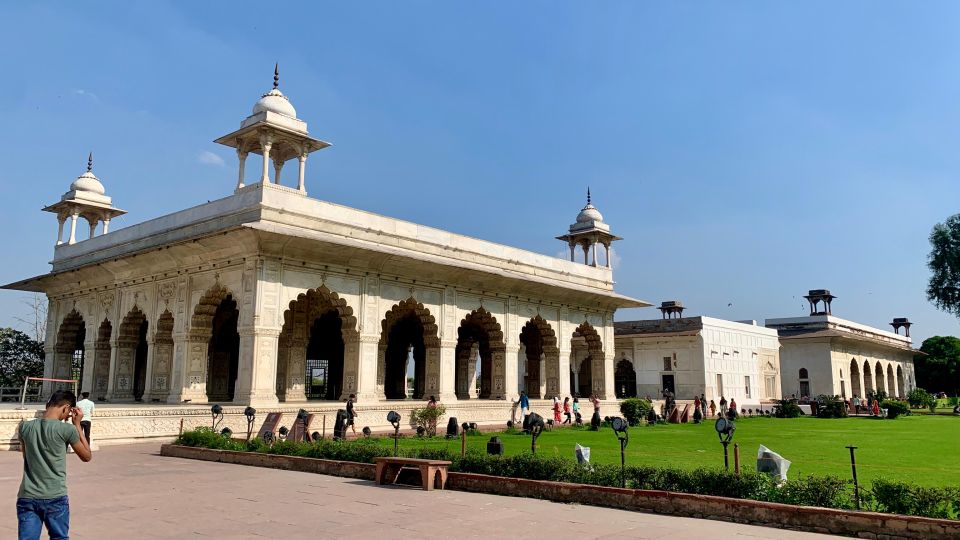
[374,457,451,491]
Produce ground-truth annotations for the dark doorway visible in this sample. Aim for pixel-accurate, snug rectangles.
[207,295,240,402]
[71,324,86,388]
[615,360,637,398]
[577,358,592,398]
[384,314,425,399]
[661,374,676,394]
[520,325,544,399]
[305,310,344,400]
[133,320,148,401]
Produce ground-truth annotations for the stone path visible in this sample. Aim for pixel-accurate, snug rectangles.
[0,444,840,539]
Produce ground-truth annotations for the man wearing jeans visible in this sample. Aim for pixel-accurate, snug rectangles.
[17,389,92,540]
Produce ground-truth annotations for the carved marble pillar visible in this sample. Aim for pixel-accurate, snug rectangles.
[282,339,307,403]
[490,346,507,400]
[234,326,281,407]
[150,339,173,402]
[111,340,136,401]
[339,337,361,400]
[354,335,380,401]
[504,344,520,402]
[437,340,456,403]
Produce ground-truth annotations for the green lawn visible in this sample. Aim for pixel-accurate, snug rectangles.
[377,415,960,487]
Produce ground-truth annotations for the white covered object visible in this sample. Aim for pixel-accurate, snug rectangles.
[757,444,791,481]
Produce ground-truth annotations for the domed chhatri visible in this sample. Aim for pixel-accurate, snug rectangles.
[70,152,106,196]
[214,65,330,194]
[252,64,297,118]
[43,153,126,245]
[556,188,621,268]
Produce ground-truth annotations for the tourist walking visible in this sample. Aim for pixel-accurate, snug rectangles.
[590,394,601,415]
[700,393,707,417]
[563,397,572,424]
[77,391,95,445]
[872,399,880,417]
[519,390,530,421]
[552,397,562,423]
[694,395,701,417]
[346,394,358,436]
[709,399,716,417]
[719,396,728,415]
[572,397,581,424]
[729,398,738,416]
[16,390,92,540]
[853,395,861,415]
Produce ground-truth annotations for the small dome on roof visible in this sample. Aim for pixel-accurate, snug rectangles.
[70,154,105,195]
[253,88,297,118]
[575,188,604,223]
[252,64,296,118]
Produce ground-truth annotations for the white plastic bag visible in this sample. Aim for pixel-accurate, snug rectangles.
[575,443,591,464]
[757,444,791,482]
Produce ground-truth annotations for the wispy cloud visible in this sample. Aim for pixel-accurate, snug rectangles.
[197,150,225,167]
[72,88,100,103]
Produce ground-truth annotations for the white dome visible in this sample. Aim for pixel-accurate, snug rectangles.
[70,171,105,195]
[576,204,604,223]
[253,88,297,118]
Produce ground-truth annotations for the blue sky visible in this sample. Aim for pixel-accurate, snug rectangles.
[0,2,959,344]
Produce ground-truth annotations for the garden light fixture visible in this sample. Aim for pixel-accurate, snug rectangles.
[210,404,223,431]
[387,411,401,456]
[610,416,629,488]
[244,406,256,441]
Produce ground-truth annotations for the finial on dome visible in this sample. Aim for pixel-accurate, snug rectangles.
[87,152,93,172]
[273,63,279,90]
[587,187,591,206]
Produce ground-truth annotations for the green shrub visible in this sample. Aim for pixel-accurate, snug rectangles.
[907,388,934,409]
[815,395,847,418]
[410,404,446,437]
[619,398,653,426]
[881,400,909,419]
[773,399,802,418]
[871,478,960,519]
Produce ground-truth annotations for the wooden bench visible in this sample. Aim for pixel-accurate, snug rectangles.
[374,457,451,491]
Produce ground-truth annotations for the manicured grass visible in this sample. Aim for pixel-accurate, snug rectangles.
[377,415,960,487]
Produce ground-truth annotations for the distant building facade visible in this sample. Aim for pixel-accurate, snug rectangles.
[765,290,917,400]
[612,302,781,407]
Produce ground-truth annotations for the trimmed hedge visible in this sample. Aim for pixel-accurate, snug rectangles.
[773,399,802,418]
[175,428,959,520]
[619,398,653,426]
[881,400,909,419]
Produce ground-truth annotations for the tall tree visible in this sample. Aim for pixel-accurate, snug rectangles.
[0,328,45,388]
[915,336,960,395]
[927,214,960,317]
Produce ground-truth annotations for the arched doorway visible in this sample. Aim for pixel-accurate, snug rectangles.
[519,316,558,399]
[455,309,506,400]
[798,368,810,398]
[277,286,358,402]
[897,365,905,397]
[207,295,239,402]
[886,364,896,398]
[378,298,439,400]
[573,322,605,398]
[863,361,873,395]
[116,308,148,401]
[53,310,85,393]
[850,359,862,398]
[615,358,637,398]
[875,362,885,396]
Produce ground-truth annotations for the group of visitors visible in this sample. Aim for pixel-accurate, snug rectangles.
[689,393,732,418]
[514,391,602,427]
[849,395,882,416]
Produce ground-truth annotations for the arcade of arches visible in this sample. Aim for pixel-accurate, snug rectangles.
[46,285,619,406]
[847,358,906,398]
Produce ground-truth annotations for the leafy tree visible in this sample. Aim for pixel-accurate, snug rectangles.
[0,328,44,388]
[915,336,960,395]
[927,214,960,317]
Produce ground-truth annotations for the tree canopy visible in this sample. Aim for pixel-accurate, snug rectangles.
[0,327,44,388]
[927,214,960,317]
[914,335,960,395]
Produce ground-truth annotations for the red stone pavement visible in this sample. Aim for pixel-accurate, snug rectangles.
[0,444,839,539]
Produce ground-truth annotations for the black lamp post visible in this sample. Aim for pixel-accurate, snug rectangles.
[714,416,736,470]
[244,406,256,441]
[210,404,223,431]
[610,417,629,488]
[387,411,401,456]
[528,412,545,454]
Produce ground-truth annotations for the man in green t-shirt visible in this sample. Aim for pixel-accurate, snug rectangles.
[17,389,92,540]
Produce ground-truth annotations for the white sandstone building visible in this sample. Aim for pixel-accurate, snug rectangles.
[1,69,647,447]
[765,290,917,400]
[612,302,782,408]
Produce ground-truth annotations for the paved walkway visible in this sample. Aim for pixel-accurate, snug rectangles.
[0,444,839,539]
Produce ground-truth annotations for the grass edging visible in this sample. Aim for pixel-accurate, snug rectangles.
[159,444,960,539]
